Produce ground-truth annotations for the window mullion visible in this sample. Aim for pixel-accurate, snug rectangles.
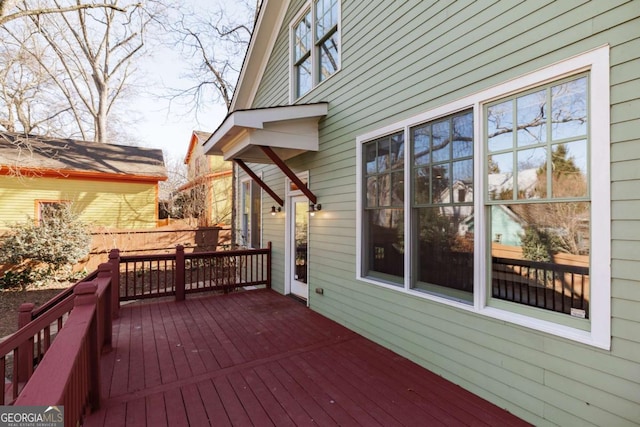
[311,5,318,87]
[475,103,485,311]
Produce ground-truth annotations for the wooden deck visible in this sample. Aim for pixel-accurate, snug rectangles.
[84,289,529,426]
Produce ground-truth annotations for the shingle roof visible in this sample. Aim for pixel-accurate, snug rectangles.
[0,132,166,179]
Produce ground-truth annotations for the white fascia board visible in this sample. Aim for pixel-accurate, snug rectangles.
[231,0,291,111]
[206,103,328,161]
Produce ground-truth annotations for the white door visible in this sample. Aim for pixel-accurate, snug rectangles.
[289,196,309,300]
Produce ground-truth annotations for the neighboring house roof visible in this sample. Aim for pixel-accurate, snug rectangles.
[178,169,233,192]
[487,168,538,198]
[0,132,167,182]
[184,130,212,165]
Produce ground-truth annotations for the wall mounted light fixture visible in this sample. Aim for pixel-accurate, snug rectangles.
[309,203,322,216]
[271,206,282,215]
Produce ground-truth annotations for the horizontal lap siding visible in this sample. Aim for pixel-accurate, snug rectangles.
[247,0,640,425]
[0,176,158,229]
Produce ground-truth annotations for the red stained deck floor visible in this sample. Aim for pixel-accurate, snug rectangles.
[84,289,529,426]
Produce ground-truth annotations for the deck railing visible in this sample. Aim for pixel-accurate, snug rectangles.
[492,256,590,317]
[0,243,271,425]
[113,243,272,302]
[0,262,113,426]
[1,267,100,404]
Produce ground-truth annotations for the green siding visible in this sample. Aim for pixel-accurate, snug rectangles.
[242,1,640,425]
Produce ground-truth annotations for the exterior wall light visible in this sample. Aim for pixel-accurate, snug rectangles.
[271,206,282,215]
[309,203,322,216]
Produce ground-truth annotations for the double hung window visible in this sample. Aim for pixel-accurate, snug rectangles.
[356,47,610,348]
[292,0,340,99]
[411,111,475,303]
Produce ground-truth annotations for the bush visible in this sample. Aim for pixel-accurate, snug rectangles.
[0,269,33,290]
[0,203,91,286]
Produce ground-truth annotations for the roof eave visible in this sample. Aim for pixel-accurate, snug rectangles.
[202,103,328,163]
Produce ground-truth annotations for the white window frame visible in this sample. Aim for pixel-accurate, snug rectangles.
[356,45,610,349]
[289,0,341,102]
[284,171,310,297]
[239,176,262,249]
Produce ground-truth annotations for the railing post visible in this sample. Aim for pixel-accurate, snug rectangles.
[108,248,120,319]
[267,241,272,289]
[97,262,113,352]
[175,245,185,301]
[16,303,35,383]
[73,281,101,411]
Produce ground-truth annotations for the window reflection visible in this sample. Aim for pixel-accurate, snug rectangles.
[517,90,547,147]
[491,202,590,316]
[552,77,587,140]
[487,75,591,317]
[363,132,405,284]
[487,100,513,152]
[414,207,474,302]
[411,110,474,300]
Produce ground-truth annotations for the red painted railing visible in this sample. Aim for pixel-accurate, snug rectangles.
[0,263,114,427]
[29,269,100,320]
[0,243,271,425]
[113,242,272,302]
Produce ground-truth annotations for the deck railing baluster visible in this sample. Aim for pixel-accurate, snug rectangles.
[492,257,589,318]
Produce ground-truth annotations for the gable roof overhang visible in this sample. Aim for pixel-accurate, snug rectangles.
[202,103,328,164]
[203,103,328,207]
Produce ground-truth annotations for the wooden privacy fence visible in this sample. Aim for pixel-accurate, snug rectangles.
[0,263,114,427]
[112,243,272,302]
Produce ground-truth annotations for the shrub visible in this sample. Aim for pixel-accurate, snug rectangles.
[0,269,33,290]
[0,203,91,286]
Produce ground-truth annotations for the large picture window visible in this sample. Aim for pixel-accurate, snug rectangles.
[292,0,340,99]
[356,47,610,348]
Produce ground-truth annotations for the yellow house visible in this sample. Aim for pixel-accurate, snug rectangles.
[0,132,167,230]
[179,131,232,226]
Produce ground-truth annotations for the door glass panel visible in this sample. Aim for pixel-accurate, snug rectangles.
[294,201,308,284]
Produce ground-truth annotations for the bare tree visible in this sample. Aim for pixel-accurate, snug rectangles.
[0,0,132,27]
[0,0,163,143]
[166,0,258,113]
[159,151,188,218]
[0,25,75,135]
[25,0,156,142]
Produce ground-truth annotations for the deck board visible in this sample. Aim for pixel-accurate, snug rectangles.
[84,289,530,426]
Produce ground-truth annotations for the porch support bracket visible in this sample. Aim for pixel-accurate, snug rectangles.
[259,145,317,205]
[235,159,284,206]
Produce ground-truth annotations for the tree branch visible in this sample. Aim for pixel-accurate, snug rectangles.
[0,2,133,27]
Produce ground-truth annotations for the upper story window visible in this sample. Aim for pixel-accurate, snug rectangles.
[292,0,340,99]
[356,46,610,349]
